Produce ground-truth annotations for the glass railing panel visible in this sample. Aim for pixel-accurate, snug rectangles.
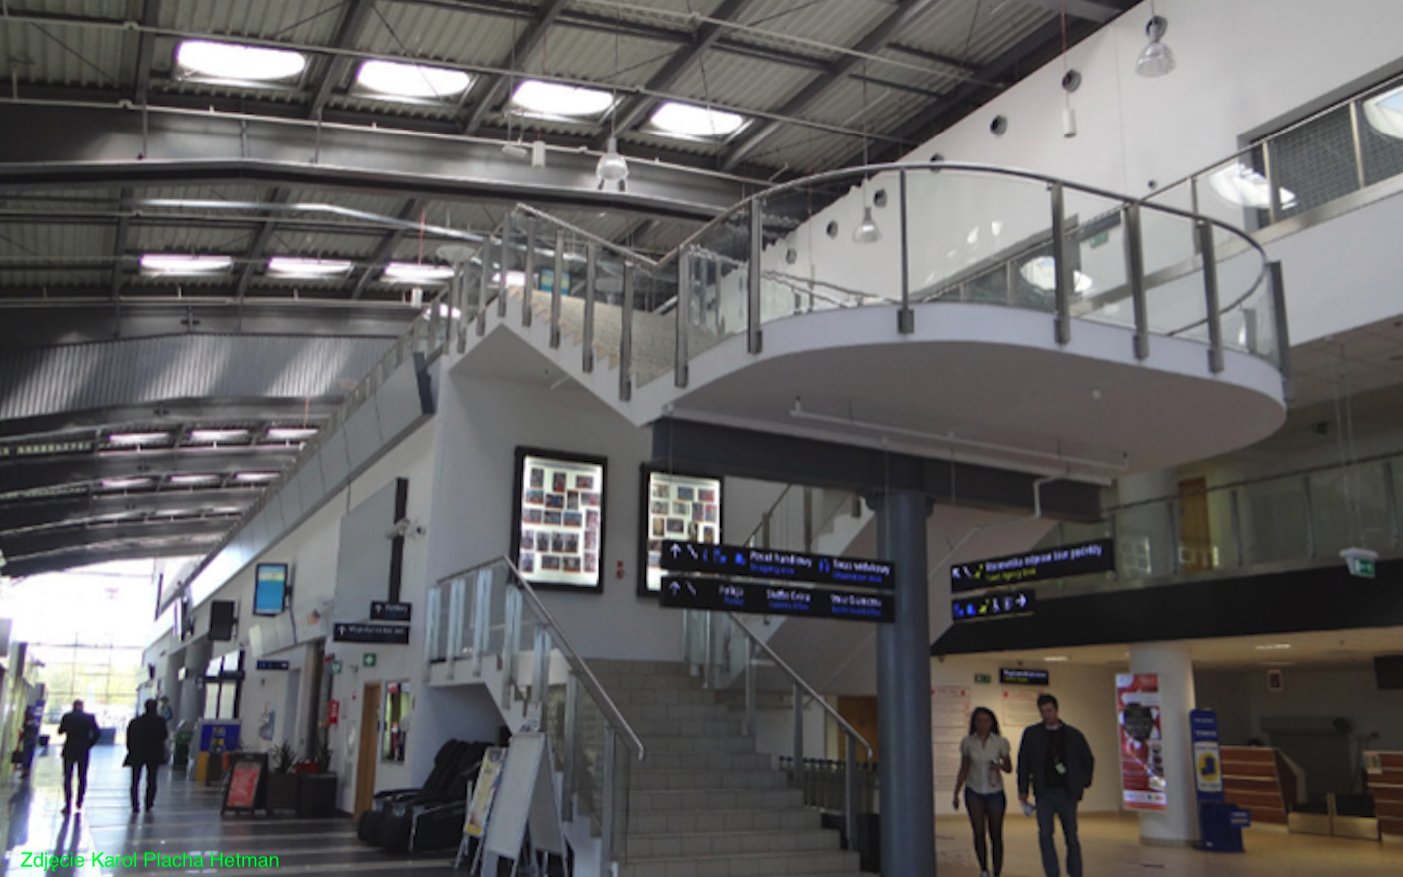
[1138,207,1205,338]
[759,177,859,316]
[609,732,633,864]
[1309,462,1393,557]
[1271,104,1361,220]
[1113,501,1178,579]
[1359,87,1403,186]
[483,563,510,656]
[687,202,752,352]
[1063,190,1132,330]
[905,170,1053,311]
[1217,246,1277,363]
[629,262,675,388]
[1239,477,1311,565]
[429,583,449,662]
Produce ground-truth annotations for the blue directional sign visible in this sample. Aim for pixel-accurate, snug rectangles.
[951,539,1114,593]
[660,576,894,622]
[951,590,1036,622]
[660,540,894,590]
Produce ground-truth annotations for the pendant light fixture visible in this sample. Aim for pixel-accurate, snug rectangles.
[597,11,628,188]
[852,65,881,244]
[1136,2,1176,78]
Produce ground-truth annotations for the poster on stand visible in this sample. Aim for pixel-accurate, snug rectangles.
[639,468,722,594]
[1116,673,1167,811]
[513,448,607,590]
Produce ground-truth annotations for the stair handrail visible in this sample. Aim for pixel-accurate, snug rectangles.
[498,555,646,761]
[725,611,873,760]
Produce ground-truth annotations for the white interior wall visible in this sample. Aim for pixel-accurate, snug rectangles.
[1195,664,1403,751]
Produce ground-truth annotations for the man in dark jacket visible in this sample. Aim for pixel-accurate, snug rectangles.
[1017,694,1095,877]
[57,700,100,814]
[126,699,169,812]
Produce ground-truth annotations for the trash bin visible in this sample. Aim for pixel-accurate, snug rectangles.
[1199,801,1250,852]
[173,728,194,771]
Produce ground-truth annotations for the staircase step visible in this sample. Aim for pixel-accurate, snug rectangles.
[632,752,773,773]
[627,828,839,859]
[609,686,718,706]
[629,788,804,813]
[621,702,733,722]
[645,734,757,755]
[630,769,788,792]
[628,807,820,836]
[619,849,861,877]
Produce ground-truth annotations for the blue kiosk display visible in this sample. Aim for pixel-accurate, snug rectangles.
[1192,709,1251,852]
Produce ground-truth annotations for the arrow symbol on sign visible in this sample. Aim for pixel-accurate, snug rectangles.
[1017,594,1028,608]
[953,568,962,579]
[669,543,683,558]
[686,544,699,559]
[669,581,682,596]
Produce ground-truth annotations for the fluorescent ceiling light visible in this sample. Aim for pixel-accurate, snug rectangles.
[383,262,455,285]
[1020,256,1094,295]
[355,59,472,102]
[175,40,307,86]
[266,257,353,279]
[234,472,279,483]
[1208,164,1297,210]
[140,254,234,276]
[1044,656,1070,663]
[1254,643,1292,651]
[1364,86,1403,139]
[107,432,169,445]
[492,271,527,288]
[509,79,615,120]
[169,473,219,486]
[649,101,747,140]
[210,506,246,515]
[422,302,464,320]
[189,428,249,443]
[266,427,318,441]
[100,477,151,490]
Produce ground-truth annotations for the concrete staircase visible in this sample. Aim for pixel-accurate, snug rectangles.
[587,660,864,877]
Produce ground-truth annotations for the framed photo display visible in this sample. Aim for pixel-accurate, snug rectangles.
[639,467,722,595]
[514,448,606,590]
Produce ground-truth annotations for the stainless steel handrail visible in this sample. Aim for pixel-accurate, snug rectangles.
[725,612,873,759]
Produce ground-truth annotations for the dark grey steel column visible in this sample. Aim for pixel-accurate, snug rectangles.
[873,489,935,877]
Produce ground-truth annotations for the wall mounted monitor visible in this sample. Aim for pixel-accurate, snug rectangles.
[253,563,290,616]
[513,447,607,590]
[639,467,722,595]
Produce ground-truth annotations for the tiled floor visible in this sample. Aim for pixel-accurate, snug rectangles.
[935,810,1403,876]
[2,746,1399,875]
[0,746,459,875]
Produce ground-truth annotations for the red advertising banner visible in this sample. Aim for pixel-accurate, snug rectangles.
[224,760,263,811]
[1116,673,1166,811]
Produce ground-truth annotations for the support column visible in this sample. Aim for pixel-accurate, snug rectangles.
[180,640,213,727]
[873,489,936,877]
[1129,641,1199,846]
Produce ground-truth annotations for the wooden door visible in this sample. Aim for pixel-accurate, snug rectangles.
[837,696,879,763]
[1178,477,1214,572]
[354,683,381,820]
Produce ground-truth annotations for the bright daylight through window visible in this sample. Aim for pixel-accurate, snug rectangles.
[174,40,307,86]
[354,60,472,102]
[508,80,615,120]
[648,101,747,141]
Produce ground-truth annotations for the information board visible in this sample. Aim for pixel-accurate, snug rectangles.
[641,470,722,594]
[333,623,410,644]
[464,747,506,839]
[1191,709,1224,802]
[221,753,267,815]
[952,591,1036,622]
[951,538,1114,593]
[1000,668,1050,687]
[660,576,893,622]
[1117,673,1167,811]
[660,540,894,589]
[513,448,606,590]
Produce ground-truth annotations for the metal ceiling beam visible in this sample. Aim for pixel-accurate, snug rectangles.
[309,0,380,118]
[1016,0,1129,24]
[0,490,254,534]
[0,399,339,442]
[0,447,300,494]
[233,187,293,301]
[109,186,135,300]
[350,198,425,299]
[0,541,218,578]
[133,0,163,107]
[0,518,235,562]
[885,43,985,78]
[720,0,948,171]
[597,0,763,149]
[461,0,571,136]
[0,105,750,221]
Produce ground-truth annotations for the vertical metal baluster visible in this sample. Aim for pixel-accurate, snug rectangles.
[476,237,490,336]
[1230,488,1245,567]
[561,673,578,821]
[1197,221,1224,374]
[1124,203,1149,360]
[531,625,548,710]
[600,729,617,875]
[522,219,535,328]
[1350,99,1368,192]
[550,231,563,348]
[583,245,597,373]
[1263,142,1282,224]
[1384,461,1401,549]
[898,169,914,333]
[620,262,633,401]
[1269,262,1292,400]
[1303,476,1317,559]
[744,637,756,737]
[1050,182,1072,345]
[792,682,804,789]
[497,217,510,318]
[675,249,691,388]
[748,202,763,354]
[1168,498,1182,576]
[844,734,858,854]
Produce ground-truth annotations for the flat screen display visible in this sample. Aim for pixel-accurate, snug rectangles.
[253,563,289,616]
[514,448,607,590]
[641,469,722,594]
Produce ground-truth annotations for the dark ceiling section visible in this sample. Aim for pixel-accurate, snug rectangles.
[0,0,1132,577]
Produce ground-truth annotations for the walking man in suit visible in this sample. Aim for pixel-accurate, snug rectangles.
[126,699,169,812]
[57,700,101,815]
[1017,694,1095,877]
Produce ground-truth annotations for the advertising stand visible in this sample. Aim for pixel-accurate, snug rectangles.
[1191,709,1250,852]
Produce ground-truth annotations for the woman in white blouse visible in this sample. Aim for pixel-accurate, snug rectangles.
[953,707,1013,877]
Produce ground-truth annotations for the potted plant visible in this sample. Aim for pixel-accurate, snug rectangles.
[295,741,338,818]
[266,742,299,813]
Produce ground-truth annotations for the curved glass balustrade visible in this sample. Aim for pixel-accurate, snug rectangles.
[452,163,1284,398]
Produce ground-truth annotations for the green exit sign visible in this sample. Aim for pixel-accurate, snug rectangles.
[363,653,378,668]
[974,673,993,685]
[1348,556,1376,579]
[1089,231,1110,248]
